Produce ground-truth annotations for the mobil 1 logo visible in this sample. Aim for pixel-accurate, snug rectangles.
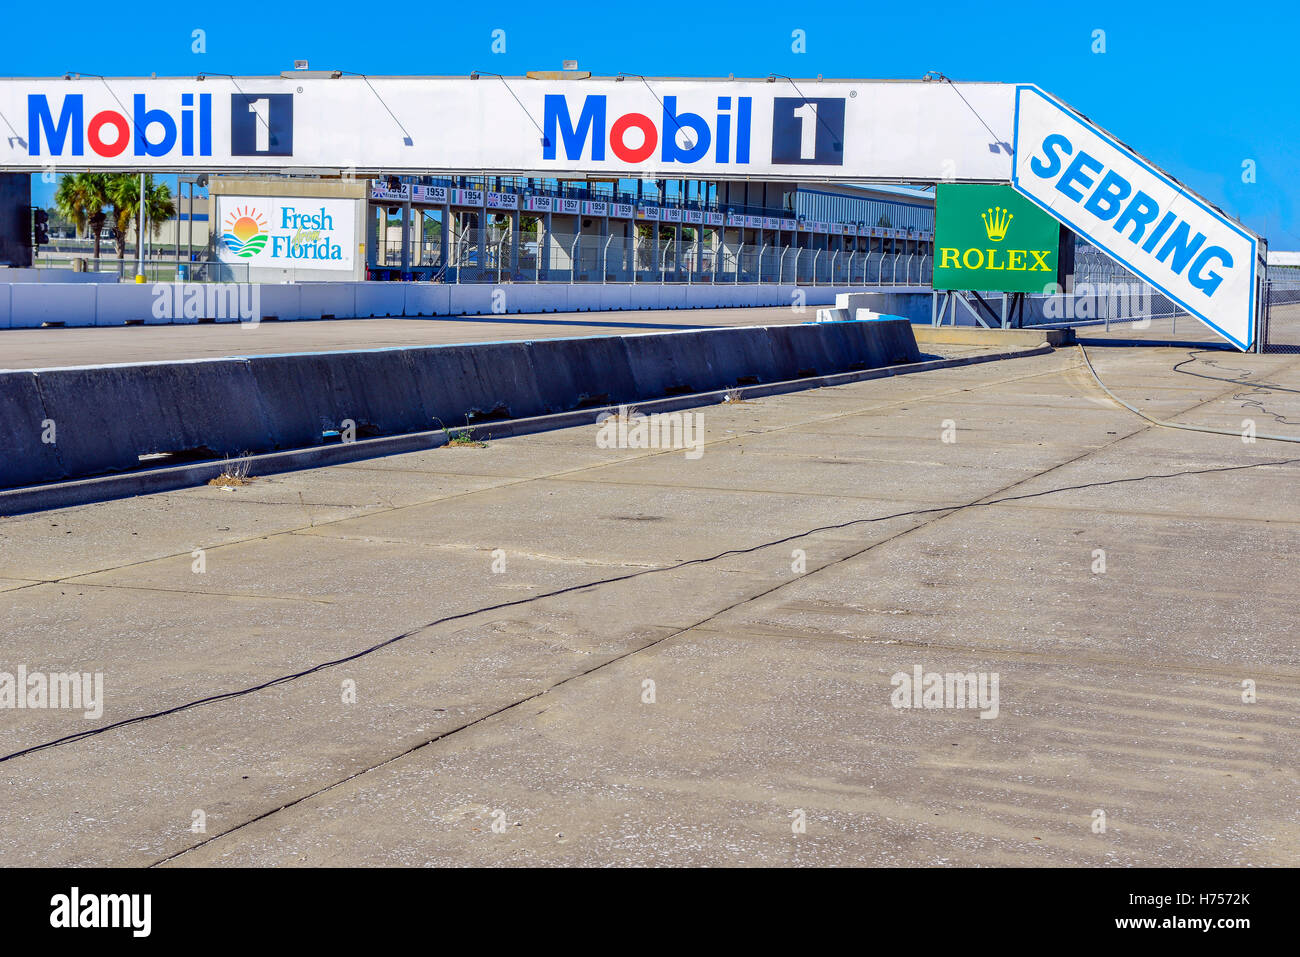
[230,93,294,156]
[771,97,844,165]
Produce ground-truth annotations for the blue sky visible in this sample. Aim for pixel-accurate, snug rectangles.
[11,0,1298,246]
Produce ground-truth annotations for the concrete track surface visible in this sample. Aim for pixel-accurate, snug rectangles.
[0,343,1297,866]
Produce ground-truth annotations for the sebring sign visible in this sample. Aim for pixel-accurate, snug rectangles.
[1012,85,1258,351]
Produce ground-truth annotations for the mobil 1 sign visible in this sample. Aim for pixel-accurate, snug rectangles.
[932,184,1061,293]
[1012,85,1258,350]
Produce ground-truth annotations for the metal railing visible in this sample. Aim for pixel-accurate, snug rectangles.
[29,251,250,283]
[413,227,931,287]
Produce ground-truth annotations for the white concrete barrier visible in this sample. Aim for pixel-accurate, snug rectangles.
[657,285,689,309]
[627,285,668,310]
[598,286,633,311]
[9,284,97,328]
[447,285,496,316]
[97,283,171,325]
[566,286,602,312]
[465,284,560,315]
[0,280,928,328]
[258,285,303,322]
[835,291,892,314]
[354,284,405,318]
[402,283,449,318]
[301,282,357,320]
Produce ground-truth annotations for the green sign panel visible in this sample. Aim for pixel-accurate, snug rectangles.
[932,184,1061,293]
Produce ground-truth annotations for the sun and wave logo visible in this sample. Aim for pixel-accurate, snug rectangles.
[222,206,268,258]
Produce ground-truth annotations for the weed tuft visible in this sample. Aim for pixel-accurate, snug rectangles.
[434,416,488,449]
[209,453,255,486]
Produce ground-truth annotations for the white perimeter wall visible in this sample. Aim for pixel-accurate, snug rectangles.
[0,282,933,328]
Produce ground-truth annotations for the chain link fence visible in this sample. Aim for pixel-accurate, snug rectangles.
[1263,276,1300,353]
[1022,248,1300,353]
[1062,246,1194,328]
[1003,245,1229,344]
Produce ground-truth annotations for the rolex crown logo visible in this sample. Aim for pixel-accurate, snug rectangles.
[981,206,1012,242]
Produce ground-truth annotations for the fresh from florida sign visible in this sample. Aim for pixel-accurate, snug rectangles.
[1012,85,1257,350]
[215,195,355,270]
[932,183,1060,293]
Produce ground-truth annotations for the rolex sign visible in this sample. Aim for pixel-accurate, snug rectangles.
[933,184,1061,293]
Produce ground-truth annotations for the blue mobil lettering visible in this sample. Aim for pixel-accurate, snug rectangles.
[542,94,751,165]
[27,93,212,158]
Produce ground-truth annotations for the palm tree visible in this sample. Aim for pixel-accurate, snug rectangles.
[53,172,110,261]
[106,173,175,266]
